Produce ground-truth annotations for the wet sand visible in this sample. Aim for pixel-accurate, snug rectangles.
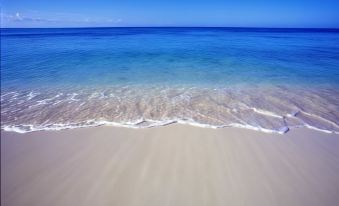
[1,125,339,206]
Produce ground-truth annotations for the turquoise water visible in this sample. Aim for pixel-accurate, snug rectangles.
[1,28,339,133]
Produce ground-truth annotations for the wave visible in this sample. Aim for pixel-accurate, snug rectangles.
[2,117,338,135]
[1,86,338,135]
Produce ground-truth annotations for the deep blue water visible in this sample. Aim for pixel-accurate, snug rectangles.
[2,27,339,89]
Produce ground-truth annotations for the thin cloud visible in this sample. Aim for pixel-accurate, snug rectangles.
[1,12,56,23]
[1,11,123,27]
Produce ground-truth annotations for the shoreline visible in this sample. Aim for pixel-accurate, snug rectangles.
[2,85,338,135]
[2,125,339,206]
[2,120,338,135]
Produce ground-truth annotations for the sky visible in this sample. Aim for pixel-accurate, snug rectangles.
[1,0,339,28]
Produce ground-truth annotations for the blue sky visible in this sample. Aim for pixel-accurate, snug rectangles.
[1,0,339,28]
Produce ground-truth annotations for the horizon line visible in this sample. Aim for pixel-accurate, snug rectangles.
[1,26,339,30]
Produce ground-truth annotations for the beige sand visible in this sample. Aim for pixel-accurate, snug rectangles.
[1,125,339,206]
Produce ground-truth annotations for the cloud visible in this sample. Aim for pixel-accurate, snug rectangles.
[1,11,124,27]
[15,12,22,20]
[1,12,55,23]
[107,18,123,23]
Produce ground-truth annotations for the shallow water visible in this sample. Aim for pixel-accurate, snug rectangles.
[1,28,339,133]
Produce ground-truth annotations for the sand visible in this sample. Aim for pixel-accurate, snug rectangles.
[1,125,339,206]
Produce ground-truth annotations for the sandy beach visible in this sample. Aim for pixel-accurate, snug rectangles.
[1,126,339,206]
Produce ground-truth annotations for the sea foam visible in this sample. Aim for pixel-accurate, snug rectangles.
[1,85,338,134]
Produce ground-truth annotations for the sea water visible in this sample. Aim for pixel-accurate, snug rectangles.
[1,27,339,133]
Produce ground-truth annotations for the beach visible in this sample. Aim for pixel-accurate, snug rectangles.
[2,125,339,206]
[1,27,339,206]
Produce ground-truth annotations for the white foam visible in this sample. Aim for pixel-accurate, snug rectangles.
[1,92,18,98]
[300,124,338,134]
[29,93,64,107]
[1,118,292,134]
[300,111,339,128]
[27,92,39,100]
[286,111,300,117]
[251,108,284,119]
[2,88,338,135]
[2,125,30,134]
[241,103,284,119]
[3,119,338,135]
[226,123,289,134]
[67,93,79,101]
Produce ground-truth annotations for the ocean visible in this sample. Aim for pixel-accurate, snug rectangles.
[1,27,339,133]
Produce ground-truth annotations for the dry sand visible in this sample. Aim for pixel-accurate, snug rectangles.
[1,125,339,206]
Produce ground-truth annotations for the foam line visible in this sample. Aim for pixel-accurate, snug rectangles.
[1,118,324,135]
